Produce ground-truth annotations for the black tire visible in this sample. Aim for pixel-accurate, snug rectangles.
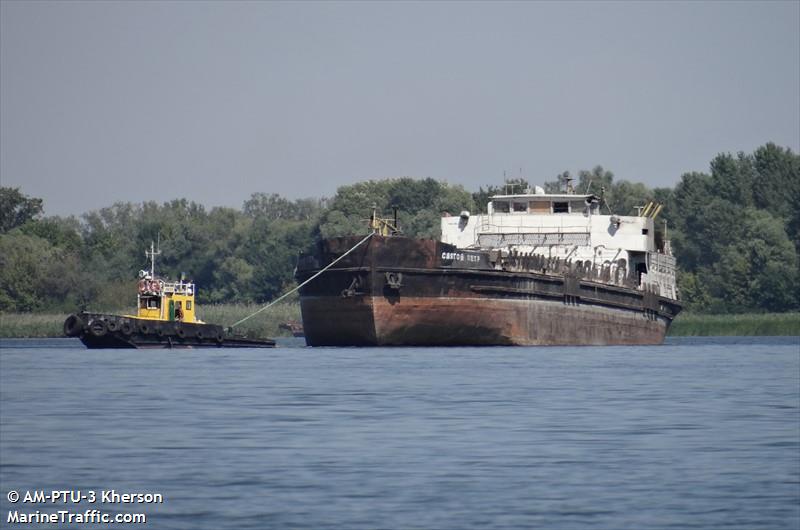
[89,319,108,337]
[156,326,165,337]
[107,320,119,332]
[215,332,224,344]
[139,323,150,335]
[196,328,205,340]
[121,322,133,336]
[176,326,186,339]
[63,314,85,337]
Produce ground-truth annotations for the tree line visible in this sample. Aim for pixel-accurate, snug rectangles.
[1,142,797,314]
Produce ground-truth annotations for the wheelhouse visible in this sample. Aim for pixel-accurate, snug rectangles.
[132,242,199,323]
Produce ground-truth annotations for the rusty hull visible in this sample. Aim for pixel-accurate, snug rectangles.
[296,235,680,346]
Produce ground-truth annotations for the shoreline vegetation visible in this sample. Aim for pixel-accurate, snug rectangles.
[667,312,799,337]
[1,307,797,339]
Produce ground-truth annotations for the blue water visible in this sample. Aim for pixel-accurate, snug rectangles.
[1,337,798,529]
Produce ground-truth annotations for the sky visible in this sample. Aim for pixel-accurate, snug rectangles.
[1,1,798,216]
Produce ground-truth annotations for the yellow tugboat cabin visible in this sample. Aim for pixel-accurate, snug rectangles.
[135,275,198,323]
[128,242,200,324]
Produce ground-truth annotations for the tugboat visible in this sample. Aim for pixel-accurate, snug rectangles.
[64,243,275,349]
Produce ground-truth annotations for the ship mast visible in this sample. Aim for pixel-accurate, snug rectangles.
[145,240,161,277]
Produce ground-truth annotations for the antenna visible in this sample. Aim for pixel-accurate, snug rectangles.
[600,186,614,216]
[146,240,161,277]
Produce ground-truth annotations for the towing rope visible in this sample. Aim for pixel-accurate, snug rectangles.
[228,232,375,329]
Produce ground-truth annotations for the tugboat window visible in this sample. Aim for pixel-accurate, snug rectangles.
[494,202,510,213]
[141,297,160,309]
[553,202,569,213]
[513,202,528,212]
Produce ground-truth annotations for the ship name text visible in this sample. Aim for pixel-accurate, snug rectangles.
[441,252,481,263]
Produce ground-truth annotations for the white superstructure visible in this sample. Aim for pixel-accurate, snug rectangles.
[441,189,678,299]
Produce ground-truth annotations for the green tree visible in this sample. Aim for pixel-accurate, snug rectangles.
[607,180,653,216]
[245,218,316,301]
[0,233,58,311]
[706,209,798,312]
[243,193,326,221]
[669,145,800,312]
[209,257,255,303]
[577,166,614,196]
[0,187,43,233]
[319,178,473,238]
[710,152,755,207]
[751,143,800,253]
[19,216,83,253]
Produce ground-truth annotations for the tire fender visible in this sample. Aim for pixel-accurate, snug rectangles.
[63,314,85,337]
[89,319,108,337]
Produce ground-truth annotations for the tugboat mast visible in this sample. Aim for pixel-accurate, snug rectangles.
[145,240,161,277]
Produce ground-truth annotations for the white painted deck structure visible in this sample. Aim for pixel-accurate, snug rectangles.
[441,190,678,299]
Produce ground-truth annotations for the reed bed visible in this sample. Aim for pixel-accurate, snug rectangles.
[668,312,800,336]
[196,302,301,339]
[0,313,69,338]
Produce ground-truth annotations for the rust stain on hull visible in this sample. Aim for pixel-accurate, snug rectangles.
[296,235,680,347]
[302,296,668,346]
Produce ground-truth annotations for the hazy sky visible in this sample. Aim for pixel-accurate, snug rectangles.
[2,1,798,216]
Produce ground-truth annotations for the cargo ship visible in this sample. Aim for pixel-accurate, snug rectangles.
[64,243,275,349]
[295,185,681,346]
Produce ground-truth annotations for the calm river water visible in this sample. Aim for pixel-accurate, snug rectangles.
[1,337,798,529]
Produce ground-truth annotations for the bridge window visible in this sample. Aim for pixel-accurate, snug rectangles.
[140,297,160,309]
[513,202,528,212]
[553,202,569,213]
[494,201,510,213]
